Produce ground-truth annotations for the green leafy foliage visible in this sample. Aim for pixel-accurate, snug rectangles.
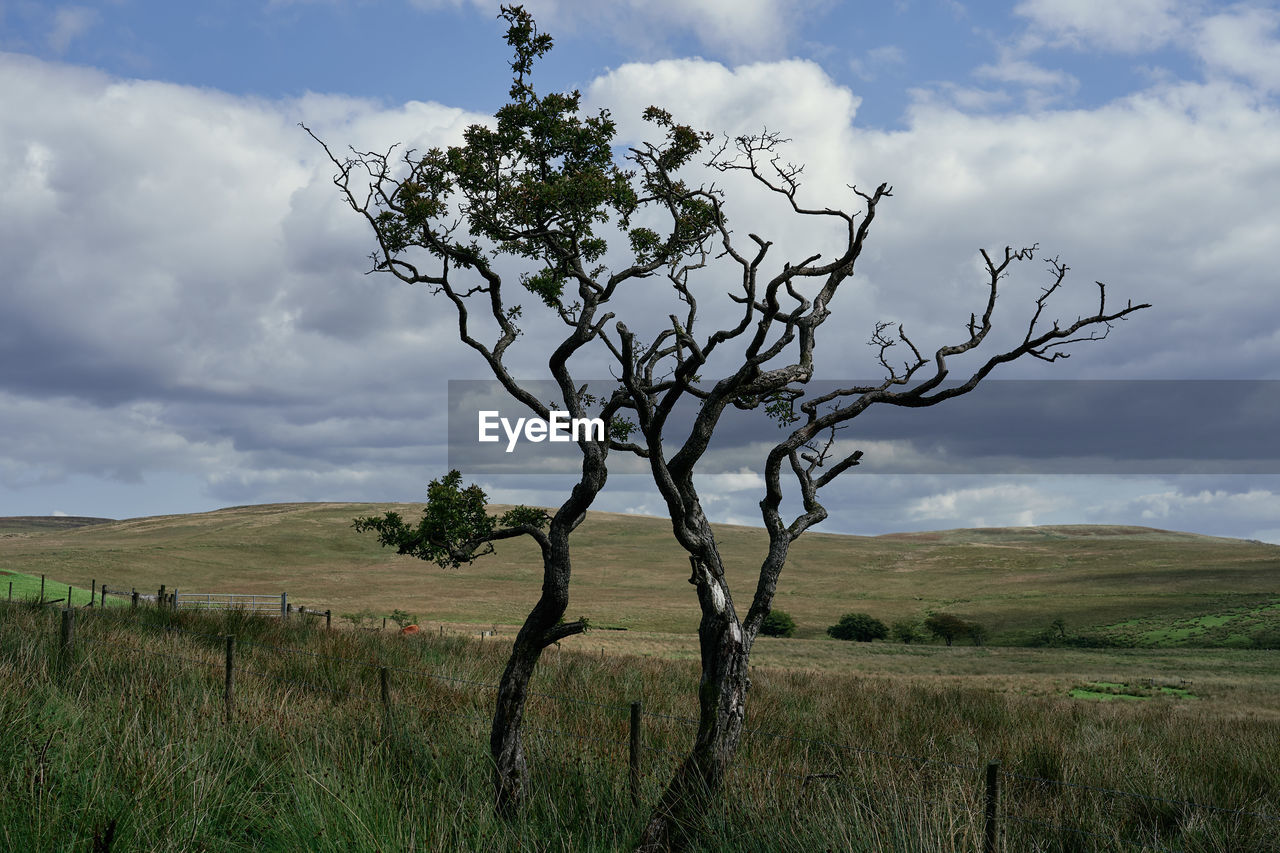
[763,394,801,427]
[341,3,721,338]
[890,619,924,644]
[608,417,636,443]
[759,609,797,638]
[967,621,990,646]
[340,609,378,629]
[827,612,888,642]
[388,609,417,630]
[923,612,971,646]
[353,470,548,569]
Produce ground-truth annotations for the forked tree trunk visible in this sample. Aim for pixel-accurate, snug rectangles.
[636,600,751,852]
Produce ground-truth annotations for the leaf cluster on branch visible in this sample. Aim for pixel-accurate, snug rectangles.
[352,470,549,569]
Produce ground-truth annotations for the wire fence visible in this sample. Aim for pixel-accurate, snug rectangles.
[6,599,1277,852]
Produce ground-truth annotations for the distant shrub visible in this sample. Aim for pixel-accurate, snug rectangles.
[760,609,796,638]
[388,608,417,630]
[923,612,970,646]
[341,608,377,629]
[827,612,888,642]
[967,621,990,646]
[1251,629,1280,650]
[891,619,923,644]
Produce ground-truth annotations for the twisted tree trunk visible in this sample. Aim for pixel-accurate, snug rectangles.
[637,562,751,852]
[491,598,560,814]
[491,475,601,814]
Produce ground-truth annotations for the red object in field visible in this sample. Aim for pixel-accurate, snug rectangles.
[398,624,420,636]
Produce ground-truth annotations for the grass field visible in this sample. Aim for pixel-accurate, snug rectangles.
[1,503,1277,653]
[2,506,1277,850]
[0,569,116,608]
[1,600,1276,852]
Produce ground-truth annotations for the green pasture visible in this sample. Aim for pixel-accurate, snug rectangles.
[0,569,122,608]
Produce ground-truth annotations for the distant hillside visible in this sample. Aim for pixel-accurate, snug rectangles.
[0,516,116,535]
[0,503,1275,646]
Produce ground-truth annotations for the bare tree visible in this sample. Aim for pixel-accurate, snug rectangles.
[604,131,1149,849]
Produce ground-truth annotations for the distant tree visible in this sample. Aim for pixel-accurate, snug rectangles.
[924,612,970,646]
[828,612,889,642]
[1051,617,1068,640]
[891,619,924,644]
[968,621,990,646]
[759,609,797,638]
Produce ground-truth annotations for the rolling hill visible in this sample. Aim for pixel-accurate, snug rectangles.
[1,503,1276,648]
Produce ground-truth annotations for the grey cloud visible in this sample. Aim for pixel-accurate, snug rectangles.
[3,39,1278,547]
[0,54,486,512]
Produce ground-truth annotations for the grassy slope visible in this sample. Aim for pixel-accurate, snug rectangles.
[0,516,114,534]
[1,504,1276,649]
[0,571,123,608]
[1,602,1276,852]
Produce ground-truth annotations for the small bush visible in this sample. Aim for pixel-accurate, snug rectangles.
[827,612,888,642]
[341,608,378,629]
[1251,628,1280,649]
[968,622,990,646]
[891,619,923,644]
[923,612,969,646]
[389,608,417,630]
[760,609,796,638]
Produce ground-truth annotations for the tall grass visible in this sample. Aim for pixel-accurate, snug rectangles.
[0,601,1275,851]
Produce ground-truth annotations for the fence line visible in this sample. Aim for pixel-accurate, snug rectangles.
[8,600,1276,851]
[89,603,1280,824]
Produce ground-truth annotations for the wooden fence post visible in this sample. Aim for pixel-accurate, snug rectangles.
[60,607,75,657]
[67,585,73,606]
[630,701,642,807]
[224,636,235,722]
[131,589,138,609]
[158,585,165,609]
[7,581,11,601]
[325,609,331,630]
[40,573,46,603]
[984,760,1000,853]
[280,592,288,620]
[90,579,96,607]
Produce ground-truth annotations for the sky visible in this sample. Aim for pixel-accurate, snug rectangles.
[1,0,1279,542]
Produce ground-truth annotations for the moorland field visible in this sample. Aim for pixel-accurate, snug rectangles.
[0,505,1277,851]
[2,502,1279,647]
